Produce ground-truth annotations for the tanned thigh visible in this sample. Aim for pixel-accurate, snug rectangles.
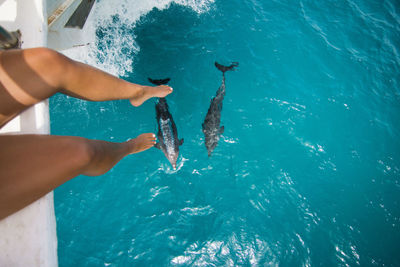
[0,48,64,128]
[0,134,90,219]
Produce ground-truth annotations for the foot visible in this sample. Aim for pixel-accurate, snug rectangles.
[127,133,157,154]
[130,85,173,107]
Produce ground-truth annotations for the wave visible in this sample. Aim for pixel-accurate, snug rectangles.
[63,0,214,77]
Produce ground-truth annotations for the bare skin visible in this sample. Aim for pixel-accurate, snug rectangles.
[0,48,171,220]
[0,47,172,127]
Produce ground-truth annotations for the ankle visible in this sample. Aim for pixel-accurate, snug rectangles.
[126,139,138,154]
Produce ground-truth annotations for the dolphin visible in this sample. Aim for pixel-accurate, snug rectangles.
[202,62,238,157]
[149,78,183,170]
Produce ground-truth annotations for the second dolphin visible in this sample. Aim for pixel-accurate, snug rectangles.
[202,62,238,157]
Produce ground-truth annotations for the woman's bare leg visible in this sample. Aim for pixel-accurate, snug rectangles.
[0,47,164,219]
[0,133,156,220]
[0,47,172,127]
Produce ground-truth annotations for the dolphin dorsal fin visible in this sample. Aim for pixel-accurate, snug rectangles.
[179,138,184,146]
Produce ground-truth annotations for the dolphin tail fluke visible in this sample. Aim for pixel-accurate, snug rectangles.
[154,142,161,149]
[215,62,239,73]
[148,77,171,85]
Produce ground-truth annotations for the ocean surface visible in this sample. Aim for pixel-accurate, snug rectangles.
[50,0,400,266]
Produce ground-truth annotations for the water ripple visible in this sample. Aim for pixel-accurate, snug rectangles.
[300,1,342,51]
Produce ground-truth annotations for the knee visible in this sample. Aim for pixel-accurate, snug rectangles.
[32,47,68,67]
[66,138,115,177]
[62,137,94,173]
[28,47,72,87]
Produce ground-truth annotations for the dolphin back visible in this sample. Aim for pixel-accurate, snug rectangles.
[151,76,182,169]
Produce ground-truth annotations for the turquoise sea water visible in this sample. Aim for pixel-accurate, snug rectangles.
[50,0,400,266]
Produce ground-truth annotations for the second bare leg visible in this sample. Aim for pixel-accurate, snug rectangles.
[0,133,156,220]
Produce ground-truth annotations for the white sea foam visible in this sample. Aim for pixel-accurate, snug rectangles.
[63,0,214,76]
